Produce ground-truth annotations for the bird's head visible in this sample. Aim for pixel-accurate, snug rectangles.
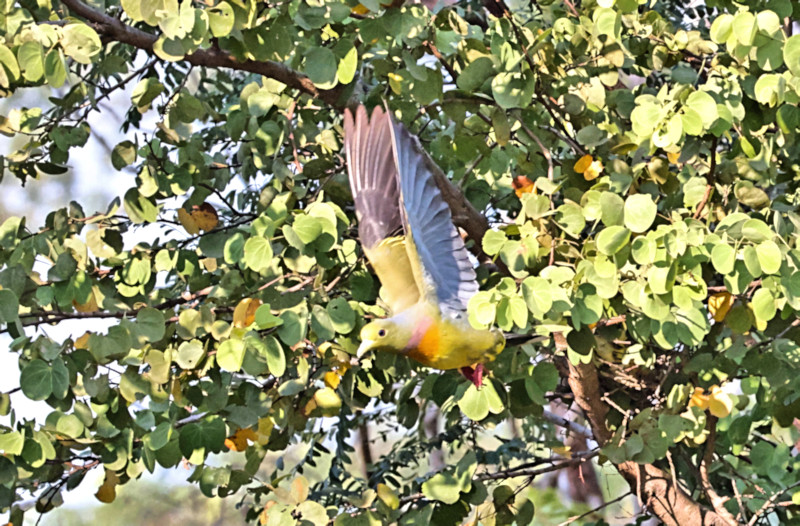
[356,320,411,359]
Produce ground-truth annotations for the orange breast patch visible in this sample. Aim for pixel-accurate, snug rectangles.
[408,323,440,365]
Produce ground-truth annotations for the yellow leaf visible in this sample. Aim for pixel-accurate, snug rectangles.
[73,291,98,313]
[291,475,309,504]
[177,207,200,235]
[259,501,278,525]
[708,386,733,418]
[324,371,341,389]
[512,175,535,198]
[233,298,262,328]
[688,386,710,411]
[304,387,342,417]
[95,469,119,503]
[257,417,274,446]
[583,160,603,181]
[551,445,572,456]
[574,154,593,173]
[667,151,681,164]
[388,72,403,94]
[225,427,258,451]
[74,332,91,349]
[314,387,341,409]
[171,378,184,406]
[708,292,733,322]
[351,3,370,14]
[202,257,218,272]
[377,483,399,510]
[191,202,219,231]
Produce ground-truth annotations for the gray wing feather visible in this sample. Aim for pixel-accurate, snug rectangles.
[389,118,478,313]
[344,106,402,249]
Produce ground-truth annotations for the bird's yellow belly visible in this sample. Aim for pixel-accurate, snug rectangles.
[406,318,503,370]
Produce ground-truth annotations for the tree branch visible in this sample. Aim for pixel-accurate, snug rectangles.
[566,361,735,526]
[59,0,346,107]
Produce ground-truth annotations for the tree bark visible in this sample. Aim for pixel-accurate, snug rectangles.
[566,361,735,526]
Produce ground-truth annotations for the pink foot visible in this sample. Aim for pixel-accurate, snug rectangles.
[460,364,484,388]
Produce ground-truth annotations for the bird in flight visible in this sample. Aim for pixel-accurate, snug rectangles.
[344,105,505,387]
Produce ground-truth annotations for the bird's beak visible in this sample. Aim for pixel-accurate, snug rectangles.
[356,339,375,359]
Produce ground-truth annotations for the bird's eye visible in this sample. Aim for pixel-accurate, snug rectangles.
[378,329,386,337]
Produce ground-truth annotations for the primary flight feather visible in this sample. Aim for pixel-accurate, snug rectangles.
[344,105,504,386]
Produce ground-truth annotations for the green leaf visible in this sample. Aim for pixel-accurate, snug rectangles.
[596,226,631,255]
[311,304,335,341]
[457,57,494,91]
[60,23,102,64]
[44,48,66,88]
[711,244,735,275]
[17,41,44,82]
[685,91,718,128]
[784,34,800,76]
[482,229,507,256]
[304,47,338,89]
[732,11,757,45]
[0,289,19,324]
[208,1,234,37]
[20,360,56,401]
[337,45,358,85]
[741,219,773,242]
[137,308,166,342]
[709,14,733,44]
[327,297,355,334]
[631,237,656,265]
[112,140,137,170]
[176,340,205,369]
[262,335,286,377]
[217,338,246,371]
[459,384,489,421]
[491,71,536,109]
[756,240,782,274]
[751,288,776,323]
[0,44,20,88]
[292,215,323,244]
[624,194,657,233]
[254,304,284,329]
[754,74,785,107]
[600,192,625,226]
[244,236,273,272]
[0,431,24,456]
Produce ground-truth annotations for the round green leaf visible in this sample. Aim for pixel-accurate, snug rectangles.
[751,288,776,323]
[732,11,757,45]
[304,47,338,89]
[137,307,166,342]
[217,338,246,371]
[491,71,536,109]
[711,244,735,275]
[60,23,102,64]
[176,340,205,369]
[756,240,782,274]
[784,34,800,76]
[596,226,631,255]
[741,219,773,242]
[20,360,55,401]
[624,194,657,233]
[263,334,286,377]
[709,14,733,44]
[244,236,273,271]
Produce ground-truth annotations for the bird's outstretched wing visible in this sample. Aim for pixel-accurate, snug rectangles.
[389,115,478,314]
[344,106,420,313]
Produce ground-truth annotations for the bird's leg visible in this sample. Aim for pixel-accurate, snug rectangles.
[459,364,484,388]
